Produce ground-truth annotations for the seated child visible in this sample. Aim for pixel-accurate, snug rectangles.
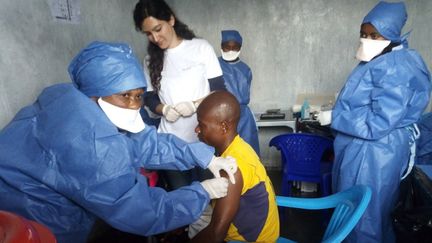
[190,91,279,243]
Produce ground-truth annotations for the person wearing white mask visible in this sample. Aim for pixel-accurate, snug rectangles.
[330,1,431,242]
[218,30,260,156]
[133,0,227,191]
[0,41,237,243]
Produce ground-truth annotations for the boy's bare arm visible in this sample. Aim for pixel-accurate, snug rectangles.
[191,170,243,243]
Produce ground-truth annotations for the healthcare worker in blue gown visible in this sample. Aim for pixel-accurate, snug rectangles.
[218,30,260,155]
[330,1,431,242]
[0,41,238,243]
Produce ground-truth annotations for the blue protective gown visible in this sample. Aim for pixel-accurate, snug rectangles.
[218,57,260,155]
[0,83,215,243]
[416,112,432,164]
[331,46,431,242]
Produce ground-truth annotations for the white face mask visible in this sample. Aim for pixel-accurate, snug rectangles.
[221,50,241,61]
[355,38,391,62]
[98,98,145,133]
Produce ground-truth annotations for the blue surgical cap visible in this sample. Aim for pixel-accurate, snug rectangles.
[68,41,147,97]
[362,1,407,42]
[221,30,243,45]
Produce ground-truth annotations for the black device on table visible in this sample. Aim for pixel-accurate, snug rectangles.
[260,109,286,120]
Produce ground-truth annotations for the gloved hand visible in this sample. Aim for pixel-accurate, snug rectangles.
[188,204,213,239]
[193,98,203,109]
[207,156,237,184]
[174,101,196,117]
[162,104,181,122]
[317,110,332,126]
[200,177,229,199]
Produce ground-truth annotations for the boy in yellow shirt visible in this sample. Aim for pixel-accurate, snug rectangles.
[190,91,279,243]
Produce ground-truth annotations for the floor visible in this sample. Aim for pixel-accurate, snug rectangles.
[267,169,325,243]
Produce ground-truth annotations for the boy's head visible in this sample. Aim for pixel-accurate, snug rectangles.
[195,91,240,153]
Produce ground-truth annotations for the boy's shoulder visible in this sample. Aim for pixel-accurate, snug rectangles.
[224,135,261,165]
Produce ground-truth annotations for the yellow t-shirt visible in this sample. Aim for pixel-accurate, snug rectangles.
[221,135,279,243]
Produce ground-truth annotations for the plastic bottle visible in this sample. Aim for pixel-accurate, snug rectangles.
[301,99,311,120]
[321,100,334,111]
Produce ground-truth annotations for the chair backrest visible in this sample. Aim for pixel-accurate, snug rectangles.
[0,210,57,243]
[276,185,372,243]
[269,133,333,178]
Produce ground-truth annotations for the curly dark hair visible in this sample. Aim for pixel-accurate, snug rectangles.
[133,0,196,91]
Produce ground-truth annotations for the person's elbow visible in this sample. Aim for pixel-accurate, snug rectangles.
[210,223,229,243]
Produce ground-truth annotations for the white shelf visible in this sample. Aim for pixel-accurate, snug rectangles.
[254,110,296,132]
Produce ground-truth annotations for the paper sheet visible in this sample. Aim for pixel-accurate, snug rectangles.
[47,0,80,24]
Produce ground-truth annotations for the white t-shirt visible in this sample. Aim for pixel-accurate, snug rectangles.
[150,38,222,142]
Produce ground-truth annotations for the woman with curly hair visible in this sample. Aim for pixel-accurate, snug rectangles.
[133,0,226,190]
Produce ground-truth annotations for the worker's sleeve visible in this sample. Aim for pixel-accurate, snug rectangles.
[332,62,430,140]
[80,170,210,236]
[64,132,211,236]
[129,125,215,170]
[143,91,161,114]
[208,76,227,91]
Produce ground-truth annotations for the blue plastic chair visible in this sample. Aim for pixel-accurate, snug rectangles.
[228,185,372,243]
[269,133,334,197]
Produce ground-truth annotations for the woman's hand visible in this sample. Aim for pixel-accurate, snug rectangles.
[174,101,196,117]
[162,104,181,122]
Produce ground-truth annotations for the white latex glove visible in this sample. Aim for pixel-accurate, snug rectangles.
[162,104,180,122]
[174,101,196,117]
[193,98,203,108]
[200,177,229,199]
[207,156,237,184]
[188,204,213,239]
[317,110,332,126]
